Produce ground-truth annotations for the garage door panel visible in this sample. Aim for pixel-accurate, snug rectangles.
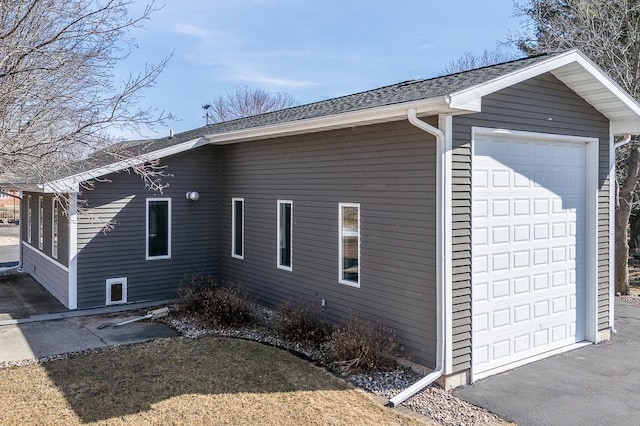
[472,134,586,376]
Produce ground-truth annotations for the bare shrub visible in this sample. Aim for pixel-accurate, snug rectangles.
[276,299,331,346]
[329,316,398,373]
[177,274,255,327]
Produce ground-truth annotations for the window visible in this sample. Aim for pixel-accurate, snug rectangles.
[38,196,44,250]
[52,199,59,259]
[339,203,360,287]
[106,277,127,305]
[27,195,32,244]
[146,198,171,260]
[232,198,244,259]
[277,200,293,270]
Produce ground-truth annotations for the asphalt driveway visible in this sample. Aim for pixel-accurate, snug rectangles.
[454,303,640,426]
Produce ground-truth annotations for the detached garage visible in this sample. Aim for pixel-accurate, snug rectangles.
[12,49,640,401]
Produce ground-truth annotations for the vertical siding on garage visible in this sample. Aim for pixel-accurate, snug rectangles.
[75,146,221,308]
[219,120,438,367]
[20,194,70,306]
[451,73,610,374]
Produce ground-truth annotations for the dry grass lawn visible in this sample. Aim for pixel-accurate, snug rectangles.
[0,336,429,425]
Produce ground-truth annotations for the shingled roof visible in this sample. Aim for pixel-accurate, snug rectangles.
[135,53,549,151]
[15,48,640,190]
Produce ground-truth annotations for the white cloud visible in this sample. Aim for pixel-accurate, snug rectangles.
[233,70,321,88]
[170,23,230,44]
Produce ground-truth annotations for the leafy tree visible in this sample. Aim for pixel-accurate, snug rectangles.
[202,86,297,124]
[513,0,640,294]
[0,0,171,193]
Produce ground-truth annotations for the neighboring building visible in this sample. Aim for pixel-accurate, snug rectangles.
[11,50,640,387]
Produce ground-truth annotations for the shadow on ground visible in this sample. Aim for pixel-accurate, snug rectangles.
[0,273,67,320]
[42,337,350,423]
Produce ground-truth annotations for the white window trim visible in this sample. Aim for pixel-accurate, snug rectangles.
[52,199,58,259]
[38,196,44,250]
[277,200,293,271]
[145,198,172,260]
[27,195,32,244]
[232,198,244,259]
[338,202,360,288]
[106,277,127,305]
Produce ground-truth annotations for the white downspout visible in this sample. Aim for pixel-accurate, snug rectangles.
[389,108,447,407]
[609,133,631,334]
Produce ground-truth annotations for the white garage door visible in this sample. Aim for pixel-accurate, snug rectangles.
[471,133,586,377]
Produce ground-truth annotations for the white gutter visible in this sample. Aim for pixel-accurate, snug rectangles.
[388,108,447,407]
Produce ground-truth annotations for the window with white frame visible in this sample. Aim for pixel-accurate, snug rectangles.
[38,196,44,250]
[232,198,244,259]
[339,203,360,287]
[106,277,127,305]
[52,199,59,259]
[146,198,171,260]
[27,195,32,244]
[277,200,293,270]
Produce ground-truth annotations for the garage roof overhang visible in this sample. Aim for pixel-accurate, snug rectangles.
[448,49,640,135]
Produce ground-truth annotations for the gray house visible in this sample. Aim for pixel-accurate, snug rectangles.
[15,50,640,388]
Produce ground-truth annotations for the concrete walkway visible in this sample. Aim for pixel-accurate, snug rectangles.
[0,272,179,363]
[0,312,179,363]
[454,303,640,426]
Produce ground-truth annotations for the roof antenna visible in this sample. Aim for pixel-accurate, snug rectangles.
[169,129,174,139]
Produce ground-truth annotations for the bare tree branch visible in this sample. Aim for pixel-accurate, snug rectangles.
[202,86,298,124]
[0,0,173,200]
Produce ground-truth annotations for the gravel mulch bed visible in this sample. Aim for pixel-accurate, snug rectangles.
[168,304,505,426]
[616,294,640,306]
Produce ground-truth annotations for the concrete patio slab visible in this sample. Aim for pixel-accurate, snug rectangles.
[0,312,179,363]
[454,303,640,426]
[0,273,67,320]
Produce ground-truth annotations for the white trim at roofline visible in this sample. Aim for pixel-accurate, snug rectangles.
[449,50,640,134]
[22,241,69,273]
[44,138,209,193]
[34,50,640,190]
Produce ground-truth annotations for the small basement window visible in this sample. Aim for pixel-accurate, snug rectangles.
[106,277,127,305]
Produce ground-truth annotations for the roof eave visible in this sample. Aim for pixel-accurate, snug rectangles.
[45,137,208,192]
[448,49,640,135]
[204,97,462,144]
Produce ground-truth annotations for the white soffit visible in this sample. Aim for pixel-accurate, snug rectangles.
[448,50,640,135]
[551,59,640,134]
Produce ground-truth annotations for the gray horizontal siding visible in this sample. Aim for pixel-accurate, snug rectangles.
[219,121,438,367]
[75,146,221,308]
[451,73,611,375]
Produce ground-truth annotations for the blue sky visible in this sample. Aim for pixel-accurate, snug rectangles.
[117,0,524,139]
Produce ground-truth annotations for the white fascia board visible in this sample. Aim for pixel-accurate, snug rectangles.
[43,137,208,193]
[611,119,640,135]
[204,98,457,144]
[448,49,640,129]
[448,50,582,110]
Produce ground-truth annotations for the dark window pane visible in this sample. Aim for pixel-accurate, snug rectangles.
[279,203,291,267]
[234,200,243,256]
[148,201,169,257]
[111,283,123,302]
